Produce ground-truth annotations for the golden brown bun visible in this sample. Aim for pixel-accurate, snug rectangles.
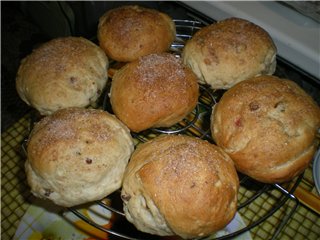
[25,108,134,207]
[16,37,109,116]
[110,53,199,132]
[182,17,277,89]
[211,75,320,183]
[97,5,176,62]
[121,134,239,239]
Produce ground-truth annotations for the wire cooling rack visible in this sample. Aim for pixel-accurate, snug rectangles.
[68,19,307,240]
[1,17,319,240]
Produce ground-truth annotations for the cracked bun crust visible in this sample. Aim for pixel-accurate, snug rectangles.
[182,17,277,89]
[110,53,199,132]
[211,75,320,183]
[98,5,176,62]
[121,135,239,239]
[25,108,134,207]
[16,37,109,116]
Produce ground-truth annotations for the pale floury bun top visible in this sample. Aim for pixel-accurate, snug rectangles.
[25,107,134,207]
[182,17,277,89]
[16,37,109,115]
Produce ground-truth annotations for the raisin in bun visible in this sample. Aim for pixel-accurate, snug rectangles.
[211,75,320,183]
[121,135,239,239]
[16,37,109,116]
[182,17,277,89]
[110,53,199,132]
[25,108,134,207]
[97,5,176,62]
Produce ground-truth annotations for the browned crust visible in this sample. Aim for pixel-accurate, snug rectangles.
[110,53,199,132]
[122,135,239,238]
[98,5,176,62]
[182,17,277,89]
[211,75,320,183]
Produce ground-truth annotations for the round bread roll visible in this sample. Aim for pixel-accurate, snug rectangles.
[97,5,176,62]
[16,37,109,116]
[25,107,134,207]
[211,75,320,183]
[110,53,199,132]
[121,134,239,239]
[182,17,277,89]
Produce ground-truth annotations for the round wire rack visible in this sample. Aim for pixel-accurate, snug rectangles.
[67,19,302,239]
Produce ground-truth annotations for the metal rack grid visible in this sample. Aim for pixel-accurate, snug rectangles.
[2,112,319,240]
[69,80,302,240]
[67,19,318,239]
[2,19,320,240]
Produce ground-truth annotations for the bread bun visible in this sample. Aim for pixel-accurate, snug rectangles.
[110,53,199,132]
[121,134,239,239]
[211,75,320,183]
[16,37,109,115]
[25,107,134,207]
[182,17,277,89]
[97,5,176,62]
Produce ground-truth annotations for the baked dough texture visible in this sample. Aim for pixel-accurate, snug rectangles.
[121,134,239,238]
[211,75,320,183]
[182,17,277,89]
[97,5,176,62]
[16,37,109,115]
[25,107,134,207]
[110,53,199,132]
